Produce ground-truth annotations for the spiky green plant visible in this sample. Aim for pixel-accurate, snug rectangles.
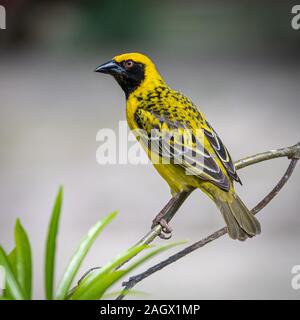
[0,187,181,300]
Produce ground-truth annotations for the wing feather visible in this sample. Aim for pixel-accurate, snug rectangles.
[204,121,242,184]
[134,108,231,190]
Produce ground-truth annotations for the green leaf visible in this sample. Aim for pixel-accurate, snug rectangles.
[0,246,25,300]
[71,270,126,300]
[70,244,147,300]
[3,249,18,300]
[99,241,184,300]
[45,186,63,300]
[125,241,185,274]
[14,219,32,299]
[0,296,13,300]
[8,248,17,278]
[55,211,118,300]
[70,241,184,300]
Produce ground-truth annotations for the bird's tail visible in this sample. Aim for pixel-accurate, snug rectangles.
[211,190,261,241]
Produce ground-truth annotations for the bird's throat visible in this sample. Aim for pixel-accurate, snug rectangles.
[115,75,144,99]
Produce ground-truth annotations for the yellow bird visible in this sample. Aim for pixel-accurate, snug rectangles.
[95,53,261,241]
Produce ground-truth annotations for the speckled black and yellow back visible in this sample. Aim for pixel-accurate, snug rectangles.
[127,82,241,193]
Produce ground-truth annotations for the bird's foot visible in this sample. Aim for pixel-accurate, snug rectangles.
[151,218,173,239]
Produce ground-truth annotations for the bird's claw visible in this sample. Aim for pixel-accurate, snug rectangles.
[152,218,173,239]
[158,231,172,240]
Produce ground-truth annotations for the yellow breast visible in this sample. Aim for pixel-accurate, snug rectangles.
[126,97,139,131]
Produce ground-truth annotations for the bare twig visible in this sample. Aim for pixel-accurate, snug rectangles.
[72,142,299,297]
[116,142,299,300]
[134,142,300,247]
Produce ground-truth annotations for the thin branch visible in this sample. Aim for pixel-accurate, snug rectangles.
[135,142,300,247]
[73,142,299,296]
[116,143,299,300]
[234,142,300,169]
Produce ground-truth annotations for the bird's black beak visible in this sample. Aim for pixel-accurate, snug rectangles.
[94,60,124,75]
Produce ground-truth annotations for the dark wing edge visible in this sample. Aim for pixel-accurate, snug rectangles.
[204,121,242,185]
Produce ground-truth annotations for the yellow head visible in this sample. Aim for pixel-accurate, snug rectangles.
[95,53,164,98]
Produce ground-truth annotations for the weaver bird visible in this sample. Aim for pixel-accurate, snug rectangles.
[95,53,261,241]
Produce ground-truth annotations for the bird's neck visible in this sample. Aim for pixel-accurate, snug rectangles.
[126,78,169,130]
[129,75,167,99]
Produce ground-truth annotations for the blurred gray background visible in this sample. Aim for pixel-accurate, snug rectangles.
[0,0,299,299]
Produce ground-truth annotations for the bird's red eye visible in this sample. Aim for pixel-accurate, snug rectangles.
[124,60,134,69]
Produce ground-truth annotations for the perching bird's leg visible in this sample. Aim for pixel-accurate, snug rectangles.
[152,188,193,239]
